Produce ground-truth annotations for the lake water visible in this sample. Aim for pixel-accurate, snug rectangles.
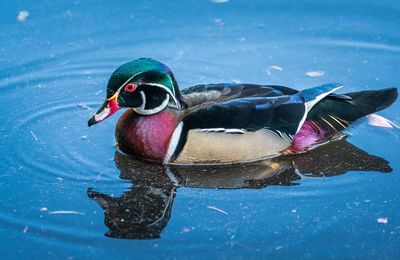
[1,0,399,259]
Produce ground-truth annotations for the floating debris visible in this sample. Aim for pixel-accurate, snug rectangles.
[17,11,29,22]
[214,18,224,26]
[182,227,192,233]
[30,130,39,142]
[254,23,267,29]
[207,206,229,215]
[80,135,88,140]
[377,217,388,224]
[40,207,48,212]
[366,114,399,129]
[56,177,63,182]
[267,65,283,75]
[210,0,229,3]
[23,226,29,234]
[77,103,91,110]
[57,61,71,66]
[305,70,325,77]
[48,210,85,215]
[291,209,297,213]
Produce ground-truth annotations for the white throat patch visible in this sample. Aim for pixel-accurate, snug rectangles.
[133,91,170,115]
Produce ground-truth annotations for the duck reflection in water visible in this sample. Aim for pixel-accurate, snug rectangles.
[88,138,392,239]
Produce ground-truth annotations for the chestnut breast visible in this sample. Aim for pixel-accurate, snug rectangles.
[115,109,180,162]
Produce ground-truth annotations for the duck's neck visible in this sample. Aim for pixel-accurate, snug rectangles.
[116,109,180,162]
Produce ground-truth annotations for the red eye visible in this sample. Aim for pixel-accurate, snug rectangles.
[124,83,137,92]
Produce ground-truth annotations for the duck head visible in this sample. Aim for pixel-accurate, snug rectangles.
[88,58,183,127]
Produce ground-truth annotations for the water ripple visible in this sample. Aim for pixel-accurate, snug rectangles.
[320,39,400,52]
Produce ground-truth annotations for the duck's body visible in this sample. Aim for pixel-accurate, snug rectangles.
[116,107,293,165]
[89,59,398,165]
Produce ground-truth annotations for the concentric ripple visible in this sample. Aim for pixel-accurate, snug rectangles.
[0,52,137,247]
[0,57,124,186]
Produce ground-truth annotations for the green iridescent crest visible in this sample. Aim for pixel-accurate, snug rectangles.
[106,58,179,99]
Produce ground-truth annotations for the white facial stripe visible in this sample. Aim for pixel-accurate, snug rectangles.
[142,82,181,109]
[109,72,142,99]
[112,71,180,110]
[167,74,176,96]
[120,74,137,88]
[117,72,141,92]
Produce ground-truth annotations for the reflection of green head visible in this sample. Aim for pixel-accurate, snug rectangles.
[106,58,181,100]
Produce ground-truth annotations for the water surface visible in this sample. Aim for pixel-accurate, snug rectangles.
[1,0,399,258]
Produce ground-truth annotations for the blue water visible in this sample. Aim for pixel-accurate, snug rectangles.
[1,0,400,259]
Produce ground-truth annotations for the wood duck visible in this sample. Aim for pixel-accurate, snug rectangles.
[88,58,398,165]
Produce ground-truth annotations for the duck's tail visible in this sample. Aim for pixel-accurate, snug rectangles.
[286,87,397,153]
[307,87,398,134]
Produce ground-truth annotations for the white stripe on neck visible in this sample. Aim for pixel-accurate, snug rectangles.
[143,82,181,109]
[133,91,170,115]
